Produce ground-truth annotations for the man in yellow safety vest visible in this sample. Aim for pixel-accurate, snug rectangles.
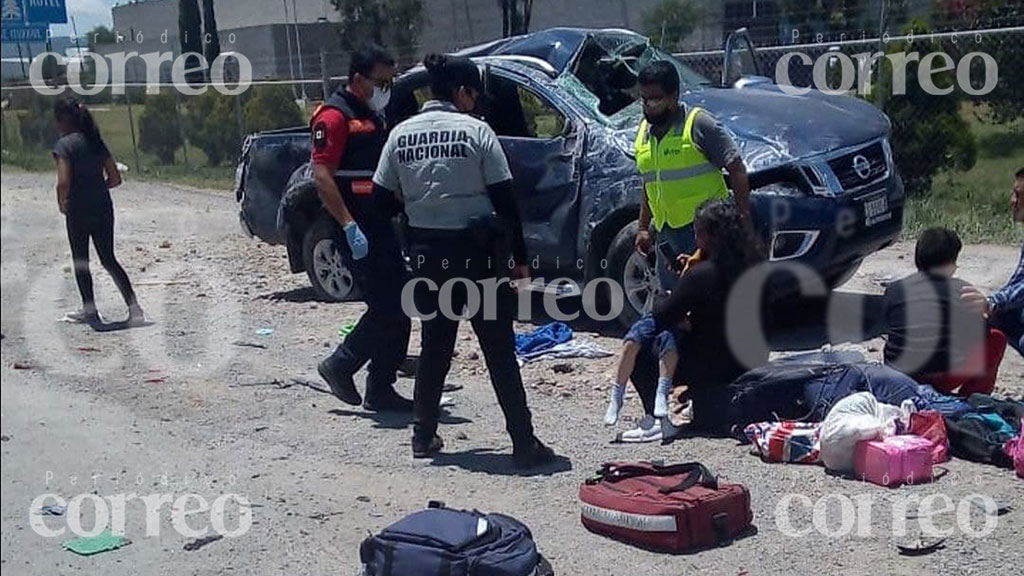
[633,61,752,290]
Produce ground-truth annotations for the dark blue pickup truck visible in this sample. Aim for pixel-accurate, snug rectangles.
[235,28,903,326]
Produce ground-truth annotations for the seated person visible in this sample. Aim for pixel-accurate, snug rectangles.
[884,227,1007,396]
[962,168,1023,356]
[605,250,702,426]
[618,199,767,442]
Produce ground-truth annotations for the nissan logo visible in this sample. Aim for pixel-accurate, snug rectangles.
[852,154,872,180]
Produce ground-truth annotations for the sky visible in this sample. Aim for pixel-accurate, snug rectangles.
[48,0,117,38]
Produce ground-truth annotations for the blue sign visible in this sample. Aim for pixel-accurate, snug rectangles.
[24,0,66,25]
[1,23,48,42]
[1,0,66,27]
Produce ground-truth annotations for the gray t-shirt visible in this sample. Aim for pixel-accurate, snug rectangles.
[53,132,112,210]
[374,100,513,230]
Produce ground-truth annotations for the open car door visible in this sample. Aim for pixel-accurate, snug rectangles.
[722,28,771,87]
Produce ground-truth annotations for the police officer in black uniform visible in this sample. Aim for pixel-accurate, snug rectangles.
[373,53,555,468]
[312,46,412,411]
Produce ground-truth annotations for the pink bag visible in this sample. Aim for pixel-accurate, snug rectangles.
[854,435,934,487]
[1005,419,1024,479]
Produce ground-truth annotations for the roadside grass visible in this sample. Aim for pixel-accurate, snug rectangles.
[904,109,1023,245]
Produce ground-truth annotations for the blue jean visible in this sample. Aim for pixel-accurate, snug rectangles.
[624,313,678,360]
[656,224,697,291]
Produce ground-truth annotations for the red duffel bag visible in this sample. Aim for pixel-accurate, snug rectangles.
[579,461,752,552]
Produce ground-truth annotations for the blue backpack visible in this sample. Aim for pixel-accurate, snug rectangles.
[360,504,552,576]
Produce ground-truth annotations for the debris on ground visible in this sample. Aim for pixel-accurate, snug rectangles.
[442,383,463,393]
[232,340,268,349]
[144,376,167,384]
[12,362,33,370]
[895,537,946,556]
[159,240,172,249]
[77,346,102,353]
[551,363,574,374]
[256,328,274,336]
[183,534,223,551]
[439,395,455,408]
[41,504,66,516]
[62,531,130,556]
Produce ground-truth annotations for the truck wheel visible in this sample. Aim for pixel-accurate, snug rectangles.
[606,220,659,328]
[302,217,359,302]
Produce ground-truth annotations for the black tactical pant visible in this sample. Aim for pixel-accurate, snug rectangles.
[407,228,535,449]
[327,220,411,395]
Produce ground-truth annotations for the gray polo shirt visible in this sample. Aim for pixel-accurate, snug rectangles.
[373,100,512,230]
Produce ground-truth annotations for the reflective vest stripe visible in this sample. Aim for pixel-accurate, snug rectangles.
[642,163,719,184]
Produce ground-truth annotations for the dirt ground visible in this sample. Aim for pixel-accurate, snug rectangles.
[2,171,1022,576]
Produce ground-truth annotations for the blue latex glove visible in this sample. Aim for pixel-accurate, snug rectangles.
[343,221,369,260]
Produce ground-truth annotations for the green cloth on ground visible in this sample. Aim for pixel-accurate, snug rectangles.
[62,531,129,556]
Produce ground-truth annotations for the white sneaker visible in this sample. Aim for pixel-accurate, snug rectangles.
[616,415,663,443]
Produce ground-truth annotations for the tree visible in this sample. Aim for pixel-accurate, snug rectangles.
[871,22,977,196]
[202,0,221,65]
[86,25,116,50]
[243,85,304,132]
[178,0,204,83]
[331,0,425,66]
[184,91,239,166]
[642,0,699,51]
[498,0,533,38]
[139,93,184,164]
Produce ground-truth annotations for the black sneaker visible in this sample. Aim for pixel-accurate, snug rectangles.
[512,437,556,469]
[412,435,444,459]
[317,358,362,406]
[363,388,414,412]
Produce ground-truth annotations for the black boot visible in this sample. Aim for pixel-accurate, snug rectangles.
[317,356,362,405]
[512,437,556,469]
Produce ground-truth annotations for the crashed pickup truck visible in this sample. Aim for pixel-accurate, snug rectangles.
[235,27,904,326]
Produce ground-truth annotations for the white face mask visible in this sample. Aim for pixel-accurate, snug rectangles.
[369,86,391,112]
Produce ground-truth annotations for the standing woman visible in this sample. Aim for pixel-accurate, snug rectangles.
[372,53,555,468]
[53,98,144,326]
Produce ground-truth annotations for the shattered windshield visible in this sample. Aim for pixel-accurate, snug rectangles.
[558,36,711,130]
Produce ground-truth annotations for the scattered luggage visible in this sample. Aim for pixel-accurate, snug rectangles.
[854,435,935,486]
[945,394,1024,468]
[579,462,752,552]
[725,361,927,436]
[742,421,822,464]
[908,410,950,464]
[360,503,552,576]
[820,392,902,473]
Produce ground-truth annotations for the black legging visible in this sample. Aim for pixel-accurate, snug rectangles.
[66,202,137,313]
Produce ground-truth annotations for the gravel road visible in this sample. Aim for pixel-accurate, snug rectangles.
[2,171,1022,575]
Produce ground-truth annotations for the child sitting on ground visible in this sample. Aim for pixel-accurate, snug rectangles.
[605,249,701,425]
[883,227,1007,396]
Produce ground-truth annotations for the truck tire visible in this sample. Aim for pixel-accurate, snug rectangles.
[302,216,360,302]
[605,220,659,329]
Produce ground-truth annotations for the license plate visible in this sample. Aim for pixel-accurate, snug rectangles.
[863,194,890,226]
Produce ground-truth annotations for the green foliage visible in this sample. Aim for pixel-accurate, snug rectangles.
[871,22,977,196]
[184,91,239,166]
[202,0,221,64]
[331,0,426,66]
[243,85,303,132]
[642,0,700,52]
[86,25,116,50]
[17,95,57,151]
[178,0,204,83]
[139,93,184,164]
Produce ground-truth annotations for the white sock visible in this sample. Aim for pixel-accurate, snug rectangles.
[654,377,671,417]
[604,383,626,426]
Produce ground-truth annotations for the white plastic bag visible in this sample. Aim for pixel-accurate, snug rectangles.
[820,392,903,472]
